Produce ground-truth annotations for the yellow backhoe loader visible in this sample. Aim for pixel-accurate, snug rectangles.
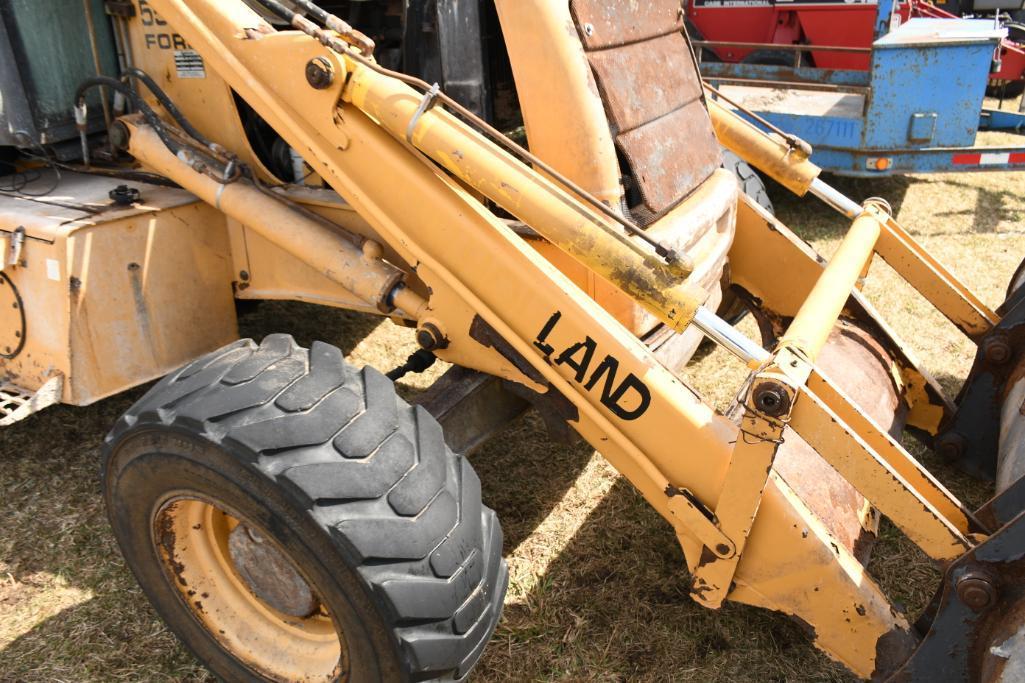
[1,0,1024,680]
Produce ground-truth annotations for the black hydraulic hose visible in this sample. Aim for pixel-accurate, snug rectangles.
[295,0,375,53]
[251,0,301,23]
[291,0,331,25]
[75,76,181,156]
[119,67,215,149]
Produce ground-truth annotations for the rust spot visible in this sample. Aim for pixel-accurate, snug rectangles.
[156,507,188,588]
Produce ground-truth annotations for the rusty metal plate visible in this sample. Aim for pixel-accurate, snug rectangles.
[773,323,906,560]
[616,100,721,214]
[571,0,684,50]
[587,32,702,134]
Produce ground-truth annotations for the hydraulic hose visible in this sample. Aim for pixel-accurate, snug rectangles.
[75,76,181,163]
[119,67,216,149]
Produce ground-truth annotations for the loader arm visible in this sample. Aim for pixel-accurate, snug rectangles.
[90,0,1025,679]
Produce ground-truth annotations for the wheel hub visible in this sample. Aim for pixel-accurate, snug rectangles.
[153,497,345,681]
[227,523,319,618]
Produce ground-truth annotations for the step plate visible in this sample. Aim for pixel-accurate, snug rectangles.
[0,374,62,427]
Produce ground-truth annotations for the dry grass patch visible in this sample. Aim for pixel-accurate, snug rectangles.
[1,124,1023,680]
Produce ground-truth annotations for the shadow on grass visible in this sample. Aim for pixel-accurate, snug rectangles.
[477,473,853,683]
[770,172,1023,242]
[236,299,385,355]
[471,412,596,553]
[0,389,215,680]
[769,173,915,243]
[928,179,1025,236]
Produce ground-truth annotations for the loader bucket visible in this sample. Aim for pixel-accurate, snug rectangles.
[887,266,1025,681]
[997,267,1025,493]
[741,321,904,560]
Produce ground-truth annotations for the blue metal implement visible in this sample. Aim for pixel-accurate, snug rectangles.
[701,15,1025,176]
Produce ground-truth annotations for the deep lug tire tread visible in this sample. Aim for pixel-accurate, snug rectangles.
[103,334,507,681]
[721,149,773,214]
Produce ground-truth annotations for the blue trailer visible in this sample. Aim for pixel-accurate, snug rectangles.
[698,4,1025,176]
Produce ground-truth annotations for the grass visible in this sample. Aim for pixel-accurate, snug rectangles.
[1,118,1023,681]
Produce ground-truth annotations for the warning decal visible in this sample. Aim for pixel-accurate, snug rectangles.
[174,50,206,79]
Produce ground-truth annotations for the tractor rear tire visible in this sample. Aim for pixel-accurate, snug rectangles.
[102,334,506,682]
[717,150,773,324]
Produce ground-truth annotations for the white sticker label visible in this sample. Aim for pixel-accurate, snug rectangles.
[46,259,60,281]
[980,152,1011,166]
[174,50,206,79]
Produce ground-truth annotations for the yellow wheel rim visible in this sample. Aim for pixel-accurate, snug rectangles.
[154,497,346,682]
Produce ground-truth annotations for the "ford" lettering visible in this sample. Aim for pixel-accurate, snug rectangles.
[533,311,651,421]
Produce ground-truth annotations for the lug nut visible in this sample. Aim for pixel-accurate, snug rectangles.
[416,322,448,351]
[305,57,334,89]
[957,572,998,611]
[752,381,790,417]
[982,334,1012,366]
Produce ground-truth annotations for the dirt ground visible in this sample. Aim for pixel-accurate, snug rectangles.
[1,125,1023,680]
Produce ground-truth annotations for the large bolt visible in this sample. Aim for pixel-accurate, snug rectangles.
[305,57,334,89]
[416,322,448,351]
[109,184,141,206]
[982,334,1013,366]
[957,572,998,611]
[752,381,791,417]
[935,432,967,462]
[108,120,130,150]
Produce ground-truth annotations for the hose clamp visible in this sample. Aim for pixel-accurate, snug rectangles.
[406,83,441,145]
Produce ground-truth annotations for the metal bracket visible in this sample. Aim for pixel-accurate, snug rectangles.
[689,364,795,607]
[7,226,25,268]
[937,282,1025,480]
[406,82,441,145]
[889,493,1025,681]
[665,486,736,560]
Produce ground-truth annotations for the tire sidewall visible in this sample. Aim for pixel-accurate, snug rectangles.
[103,425,407,683]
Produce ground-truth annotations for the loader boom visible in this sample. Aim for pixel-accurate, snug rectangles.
[84,0,1025,678]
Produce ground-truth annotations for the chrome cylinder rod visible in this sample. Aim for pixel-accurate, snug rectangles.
[692,307,770,368]
[809,177,863,219]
